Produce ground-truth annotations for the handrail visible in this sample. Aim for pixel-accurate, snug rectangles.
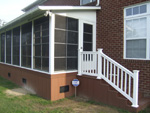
[79,48,139,108]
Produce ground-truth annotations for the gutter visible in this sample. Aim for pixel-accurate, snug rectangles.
[96,0,100,6]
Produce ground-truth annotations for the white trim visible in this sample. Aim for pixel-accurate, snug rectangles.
[53,70,78,75]
[38,6,101,11]
[11,30,13,64]
[49,14,55,74]
[124,2,150,60]
[20,26,22,66]
[4,32,6,63]
[31,21,34,69]
[0,62,50,75]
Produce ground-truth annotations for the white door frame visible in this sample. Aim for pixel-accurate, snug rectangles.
[78,20,96,52]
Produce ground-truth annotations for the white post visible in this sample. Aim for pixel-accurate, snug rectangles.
[97,48,103,79]
[49,14,55,74]
[132,70,140,108]
[78,49,82,76]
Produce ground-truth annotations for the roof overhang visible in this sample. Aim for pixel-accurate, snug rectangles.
[0,6,101,32]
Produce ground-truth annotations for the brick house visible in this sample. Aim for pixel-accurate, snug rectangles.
[0,0,150,112]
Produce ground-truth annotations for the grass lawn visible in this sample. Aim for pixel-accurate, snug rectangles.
[0,76,149,113]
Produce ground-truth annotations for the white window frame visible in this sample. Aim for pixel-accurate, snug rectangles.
[124,2,150,60]
[80,0,96,5]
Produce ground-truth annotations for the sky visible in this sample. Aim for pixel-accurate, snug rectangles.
[0,0,36,22]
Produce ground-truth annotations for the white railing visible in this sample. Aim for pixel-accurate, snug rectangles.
[78,48,139,108]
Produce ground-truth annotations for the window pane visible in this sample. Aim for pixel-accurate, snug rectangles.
[55,58,66,71]
[126,39,146,58]
[82,0,91,5]
[42,36,49,44]
[35,38,41,44]
[6,31,11,64]
[55,30,66,43]
[34,57,41,70]
[42,29,49,37]
[140,5,147,14]
[42,44,49,57]
[1,33,5,62]
[83,43,92,51]
[67,58,77,70]
[35,45,41,56]
[126,8,132,16]
[42,58,49,72]
[54,16,78,71]
[84,24,92,33]
[13,27,20,65]
[21,22,32,68]
[55,15,66,29]
[133,6,139,15]
[67,31,78,44]
[55,44,66,57]
[67,18,78,31]
[67,45,78,57]
[84,33,92,42]
[34,16,49,72]
[126,17,147,38]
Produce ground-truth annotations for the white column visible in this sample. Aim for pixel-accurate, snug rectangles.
[4,32,6,63]
[78,49,82,76]
[49,14,55,74]
[97,48,103,79]
[11,30,13,64]
[20,26,22,67]
[132,70,140,108]
[31,21,34,69]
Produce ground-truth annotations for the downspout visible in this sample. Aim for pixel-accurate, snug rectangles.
[96,0,100,6]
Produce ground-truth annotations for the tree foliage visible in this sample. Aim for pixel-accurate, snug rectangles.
[0,19,6,27]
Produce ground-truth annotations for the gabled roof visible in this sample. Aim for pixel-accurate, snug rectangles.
[22,0,48,12]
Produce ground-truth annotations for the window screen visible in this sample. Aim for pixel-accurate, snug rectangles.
[83,24,93,51]
[0,33,5,62]
[6,31,11,64]
[13,27,20,65]
[34,16,49,72]
[21,22,32,68]
[55,15,78,71]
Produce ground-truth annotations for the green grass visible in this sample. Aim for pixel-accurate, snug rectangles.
[0,76,149,113]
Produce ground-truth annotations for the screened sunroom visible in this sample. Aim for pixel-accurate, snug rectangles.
[0,6,100,74]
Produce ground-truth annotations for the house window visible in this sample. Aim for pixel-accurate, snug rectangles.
[54,15,78,71]
[80,0,96,5]
[34,17,49,72]
[0,33,5,62]
[13,27,20,65]
[21,22,32,68]
[6,31,11,64]
[124,3,150,59]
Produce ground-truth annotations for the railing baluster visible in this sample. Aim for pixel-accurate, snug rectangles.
[117,68,120,87]
[107,60,109,79]
[128,75,131,96]
[121,70,123,90]
[104,58,106,77]
[114,65,116,84]
[110,63,112,81]
[124,73,127,93]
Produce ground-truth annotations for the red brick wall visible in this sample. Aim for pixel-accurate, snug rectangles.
[96,0,150,97]
[42,0,80,6]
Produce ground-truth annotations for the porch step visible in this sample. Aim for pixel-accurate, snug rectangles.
[77,76,150,113]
